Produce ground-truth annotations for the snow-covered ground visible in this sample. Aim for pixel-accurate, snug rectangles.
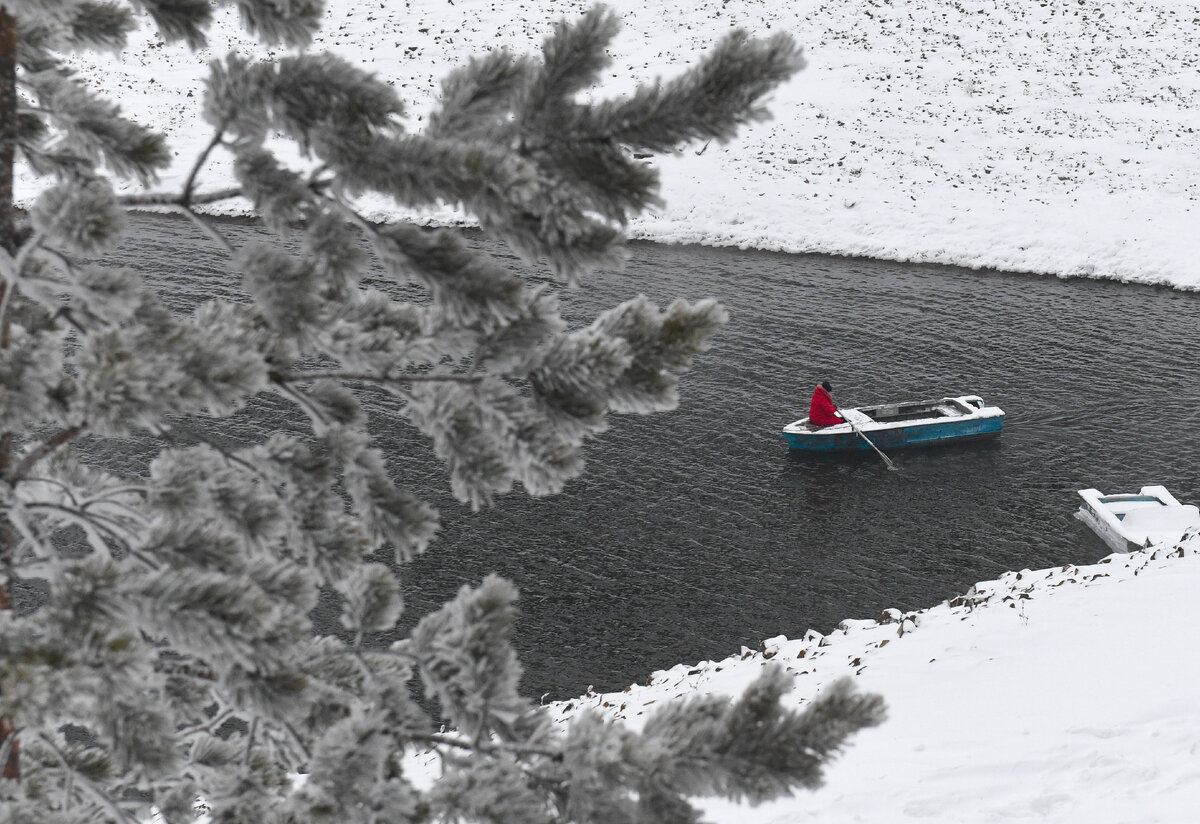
[49,1,1200,819]
[56,0,1200,287]
[551,539,1200,822]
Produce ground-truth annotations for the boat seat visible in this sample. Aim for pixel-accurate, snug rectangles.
[1108,499,1167,520]
[1120,505,1200,544]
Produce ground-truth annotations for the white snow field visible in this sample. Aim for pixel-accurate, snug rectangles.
[58,0,1200,287]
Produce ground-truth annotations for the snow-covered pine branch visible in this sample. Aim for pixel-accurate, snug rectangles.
[0,2,883,822]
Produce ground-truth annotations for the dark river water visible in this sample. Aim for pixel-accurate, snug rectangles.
[103,215,1200,699]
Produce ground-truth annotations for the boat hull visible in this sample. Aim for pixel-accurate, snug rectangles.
[782,415,1002,451]
[1075,507,1144,554]
[782,395,1005,451]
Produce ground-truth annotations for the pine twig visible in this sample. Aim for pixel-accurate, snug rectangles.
[244,717,258,765]
[177,708,239,739]
[271,381,332,429]
[80,484,149,503]
[273,369,483,385]
[152,425,266,481]
[34,244,76,275]
[21,474,84,506]
[26,498,143,541]
[120,178,242,255]
[37,732,142,824]
[0,231,46,347]
[51,306,89,337]
[22,501,128,558]
[12,229,45,280]
[405,730,561,761]
[120,186,243,208]
[165,203,236,254]
[0,720,19,780]
[281,719,312,762]
[5,498,55,563]
[5,424,84,482]
[182,127,227,208]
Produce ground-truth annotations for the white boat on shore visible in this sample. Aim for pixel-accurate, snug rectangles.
[1075,486,1200,553]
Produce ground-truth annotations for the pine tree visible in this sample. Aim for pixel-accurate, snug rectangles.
[0,2,885,822]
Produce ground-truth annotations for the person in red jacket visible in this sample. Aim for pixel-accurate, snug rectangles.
[809,381,844,427]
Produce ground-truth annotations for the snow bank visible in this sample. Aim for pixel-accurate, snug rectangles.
[553,538,1200,822]
[51,0,1200,288]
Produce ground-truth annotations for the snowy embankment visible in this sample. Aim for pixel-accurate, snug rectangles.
[56,0,1200,287]
[548,539,1200,822]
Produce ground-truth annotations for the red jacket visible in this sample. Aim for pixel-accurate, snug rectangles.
[809,385,843,426]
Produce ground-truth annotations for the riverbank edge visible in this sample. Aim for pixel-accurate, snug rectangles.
[398,537,1200,817]
[545,536,1198,725]
[115,208,1191,296]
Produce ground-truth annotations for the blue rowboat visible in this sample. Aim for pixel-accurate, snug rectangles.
[782,394,1004,451]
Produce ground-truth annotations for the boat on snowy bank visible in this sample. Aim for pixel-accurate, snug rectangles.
[781,394,1004,451]
[1075,486,1200,553]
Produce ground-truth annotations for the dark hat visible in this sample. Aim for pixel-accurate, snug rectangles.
[821,381,832,392]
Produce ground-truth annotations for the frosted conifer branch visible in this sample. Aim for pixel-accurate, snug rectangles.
[521,5,620,126]
[63,2,138,52]
[4,499,56,565]
[230,0,325,49]
[561,30,805,153]
[131,0,214,49]
[0,4,862,821]
[429,50,530,140]
[20,68,171,185]
[409,575,538,742]
[178,204,237,253]
[641,669,886,802]
[21,501,133,557]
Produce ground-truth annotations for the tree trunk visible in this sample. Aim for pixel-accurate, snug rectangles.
[0,9,19,781]
[0,583,15,780]
[0,6,15,254]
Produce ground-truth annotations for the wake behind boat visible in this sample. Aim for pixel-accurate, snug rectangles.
[782,394,1004,451]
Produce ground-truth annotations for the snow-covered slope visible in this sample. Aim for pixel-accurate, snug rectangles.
[54,0,1200,287]
[551,539,1200,822]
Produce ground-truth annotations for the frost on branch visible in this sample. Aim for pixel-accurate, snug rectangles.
[639,669,886,802]
[408,575,540,742]
[0,3,878,822]
[559,668,885,823]
[30,177,125,254]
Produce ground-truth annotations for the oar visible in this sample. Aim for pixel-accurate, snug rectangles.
[843,412,899,471]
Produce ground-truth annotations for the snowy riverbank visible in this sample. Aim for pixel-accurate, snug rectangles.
[547,538,1200,822]
[54,0,1200,287]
